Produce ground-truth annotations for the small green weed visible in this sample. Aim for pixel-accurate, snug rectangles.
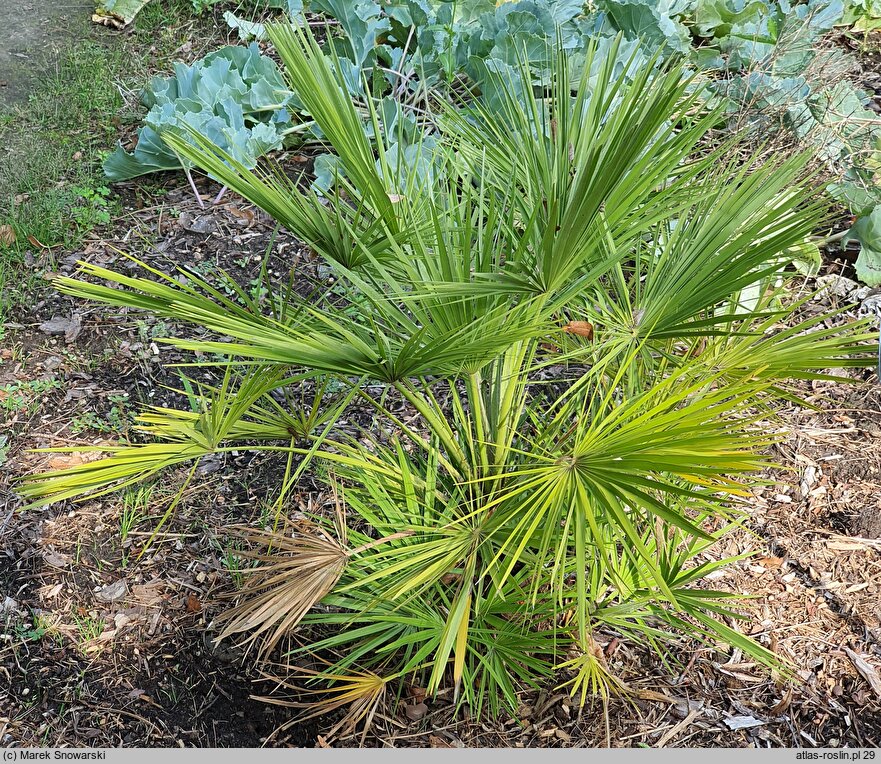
[221,540,246,589]
[12,613,62,644]
[69,412,106,435]
[190,0,218,13]
[70,185,113,230]
[69,393,134,434]
[256,500,276,530]
[136,318,172,343]
[71,613,105,644]
[0,379,62,417]
[120,482,153,543]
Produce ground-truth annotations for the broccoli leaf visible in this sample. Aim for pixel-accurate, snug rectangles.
[312,0,391,68]
[844,205,881,285]
[104,44,296,181]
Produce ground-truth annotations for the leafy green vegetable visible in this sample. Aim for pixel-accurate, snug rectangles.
[314,0,390,68]
[841,0,881,29]
[846,205,881,285]
[104,44,298,181]
[225,0,305,39]
[93,0,151,27]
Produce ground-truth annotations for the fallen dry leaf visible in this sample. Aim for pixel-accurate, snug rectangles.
[186,593,202,613]
[516,703,534,718]
[43,551,70,569]
[0,224,15,247]
[131,582,165,607]
[828,540,870,552]
[844,647,881,699]
[634,689,676,704]
[43,582,64,600]
[95,580,129,604]
[656,708,699,747]
[38,313,83,343]
[178,211,217,234]
[47,453,87,470]
[769,688,793,716]
[224,206,255,228]
[563,320,594,339]
[92,12,123,27]
[404,702,428,721]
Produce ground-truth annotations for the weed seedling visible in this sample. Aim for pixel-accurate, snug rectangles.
[0,379,62,417]
[71,613,104,645]
[120,483,152,545]
[221,540,246,589]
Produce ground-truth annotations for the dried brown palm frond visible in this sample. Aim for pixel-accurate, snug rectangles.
[214,502,413,657]
[213,523,348,655]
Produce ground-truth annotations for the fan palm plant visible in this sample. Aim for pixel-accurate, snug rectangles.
[21,25,874,721]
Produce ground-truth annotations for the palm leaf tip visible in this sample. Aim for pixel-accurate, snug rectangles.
[254,665,391,745]
[213,525,348,655]
[556,636,626,706]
